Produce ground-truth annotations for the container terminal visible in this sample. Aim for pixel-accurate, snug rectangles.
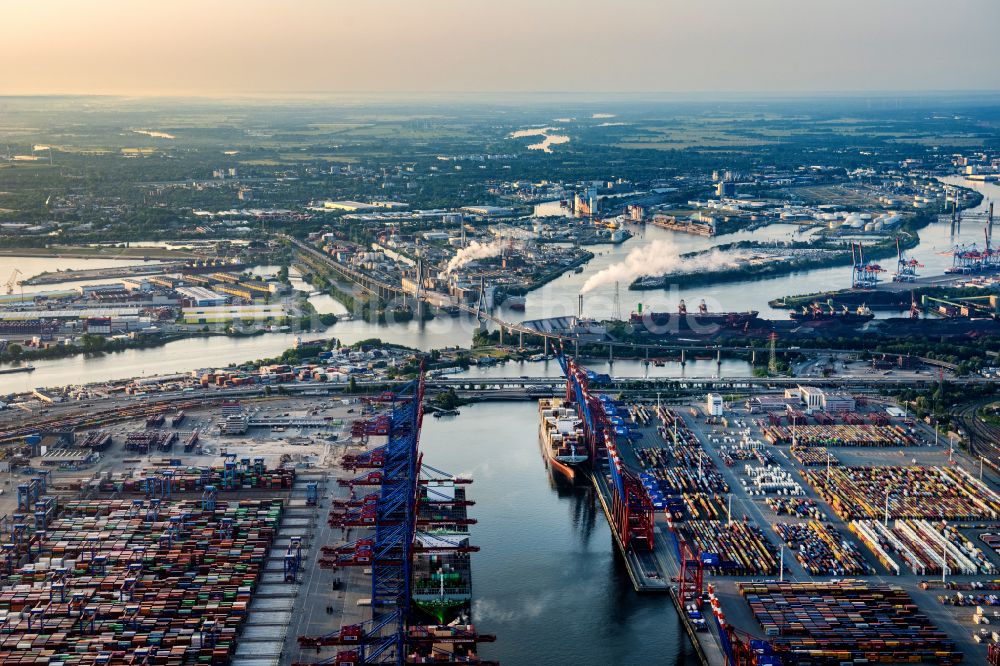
[552,351,1000,665]
[299,374,492,666]
[0,369,491,666]
[0,352,996,664]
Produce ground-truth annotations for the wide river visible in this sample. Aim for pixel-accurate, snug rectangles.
[2,174,995,393]
[421,402,695,665]
[4,176,994,664]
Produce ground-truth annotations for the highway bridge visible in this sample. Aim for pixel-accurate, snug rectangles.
[286,237,965,371]
[2,372,997,444]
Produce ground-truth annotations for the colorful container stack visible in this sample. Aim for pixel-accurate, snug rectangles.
[739,581,963,665]
[78,431,112,451]
[762,423,916,447]
[98,465,295,494]
[677,520,778,575]
[0,497,282,664]
[681,493,730,521]
[849,519,998,576]
[636,448,729,495]
[790,445,838,467]
[982,533,1000,556]
[124,431,177,453]
[719,441,773,467]
[803,466,1000,521]
[638,406,729,495]
[773,521,873,576]
[765,496,823,520]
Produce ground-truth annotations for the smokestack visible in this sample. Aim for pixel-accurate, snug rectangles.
[577,294,583,319]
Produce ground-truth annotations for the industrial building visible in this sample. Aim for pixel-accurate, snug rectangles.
[706,393,724,417]
[796,385,856,413]
[181,304,287,324]
[176,286,228,307]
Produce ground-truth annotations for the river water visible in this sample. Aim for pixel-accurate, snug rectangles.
[3,175,997,393]
[7,180,995,663]
[421,402,695,665]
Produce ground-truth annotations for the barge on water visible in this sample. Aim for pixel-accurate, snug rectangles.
[649,214,715,237]
[0,363,34,375]
[630,301,760,336]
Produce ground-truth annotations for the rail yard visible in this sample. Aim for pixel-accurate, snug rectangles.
[0,369,489,666]
[0,338,997,665]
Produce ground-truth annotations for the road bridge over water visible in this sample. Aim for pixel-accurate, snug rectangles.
[286,237,963,372]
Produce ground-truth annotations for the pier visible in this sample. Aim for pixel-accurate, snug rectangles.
[590,469,669,592]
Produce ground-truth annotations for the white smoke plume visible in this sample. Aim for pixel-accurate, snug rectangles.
[445,239,506,273]
[581,239,754,293]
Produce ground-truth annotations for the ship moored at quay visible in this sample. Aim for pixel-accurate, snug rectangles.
[538,397,589,480]
[0,370,496,666]
[547,351,995,666]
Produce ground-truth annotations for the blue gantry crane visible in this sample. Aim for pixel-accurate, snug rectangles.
[298,371,494,666]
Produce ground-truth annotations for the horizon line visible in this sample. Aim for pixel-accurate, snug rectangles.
[2,89,1000,100]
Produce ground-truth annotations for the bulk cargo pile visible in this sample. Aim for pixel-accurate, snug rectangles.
[0,496,283,664]
[739,581,963,665]
[803,466,1000,521]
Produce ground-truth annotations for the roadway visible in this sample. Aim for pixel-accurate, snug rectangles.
[286,236,976,370]
[3,372,997,445]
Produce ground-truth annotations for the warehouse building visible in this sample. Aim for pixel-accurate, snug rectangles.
[176,286,228,307]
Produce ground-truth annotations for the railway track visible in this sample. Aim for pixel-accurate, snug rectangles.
[954,400,1000,474]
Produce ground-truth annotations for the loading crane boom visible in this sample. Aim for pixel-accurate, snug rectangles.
[298,370,493,666]
[5,268,23,296]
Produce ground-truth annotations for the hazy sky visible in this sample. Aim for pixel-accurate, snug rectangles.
[4,0,999,96]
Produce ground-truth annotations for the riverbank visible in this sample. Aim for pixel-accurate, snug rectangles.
[0,245,201,261]
[525,250,595,291]
[627,184,986,293]
[768,284,994,311]
[631,229,921,291]
[0,327,309,368]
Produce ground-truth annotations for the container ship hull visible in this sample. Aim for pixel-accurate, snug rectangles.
[538,398,589,481]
